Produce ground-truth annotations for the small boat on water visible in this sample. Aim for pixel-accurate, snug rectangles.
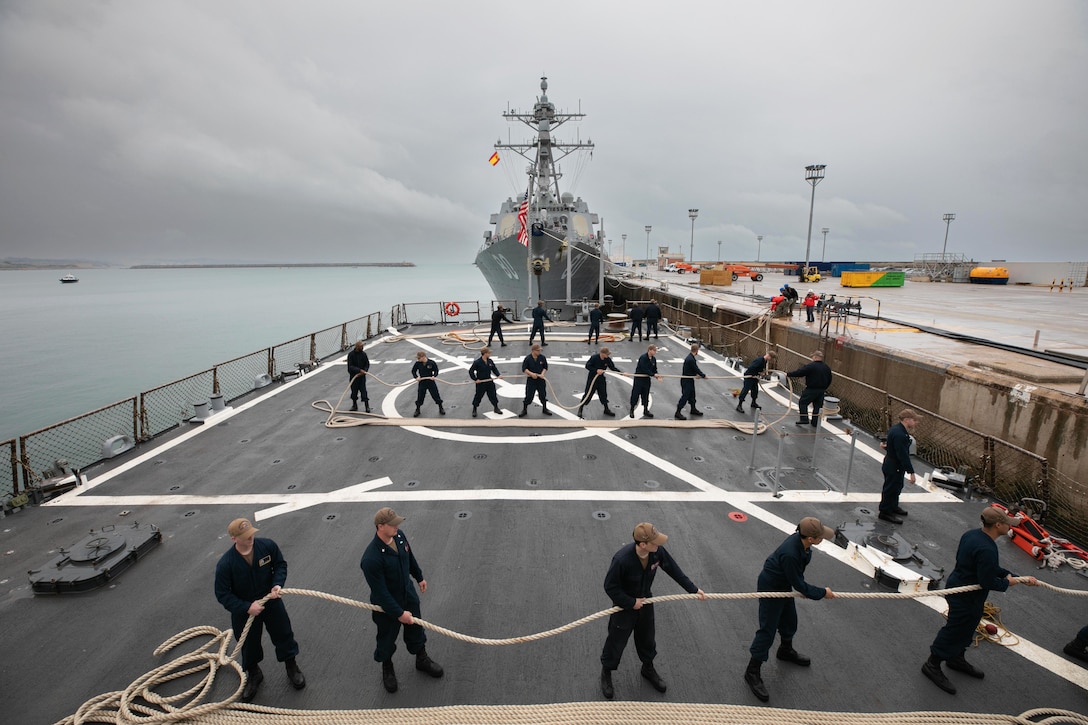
[969,266,1010,284]
[59,273,79,283]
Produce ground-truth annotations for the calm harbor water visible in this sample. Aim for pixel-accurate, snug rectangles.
[0,266,493,442]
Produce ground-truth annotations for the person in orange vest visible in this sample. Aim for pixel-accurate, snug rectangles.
[803,290,818,322]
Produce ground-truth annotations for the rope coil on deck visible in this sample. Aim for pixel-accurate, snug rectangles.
[57,581,1088,725]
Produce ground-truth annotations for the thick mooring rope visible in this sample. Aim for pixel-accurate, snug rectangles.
[57,581,1088,725]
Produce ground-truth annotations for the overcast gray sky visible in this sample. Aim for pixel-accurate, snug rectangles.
[2,0,1085,265]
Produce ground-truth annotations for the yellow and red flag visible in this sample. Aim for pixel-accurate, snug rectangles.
[488,152,500,166]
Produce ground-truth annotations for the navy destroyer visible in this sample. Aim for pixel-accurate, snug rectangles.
[475,77,608,319]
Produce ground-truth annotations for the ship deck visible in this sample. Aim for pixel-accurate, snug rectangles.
[2,322,1087,723]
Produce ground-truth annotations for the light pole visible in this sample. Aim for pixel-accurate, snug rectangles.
[803,164,826,282]
[608,239,612,260]
[688,208,698,263]
[717,240,722,262]
[621,233,627,266]
[757,235,763,262]
[821,227,830,262]
[644,225,652,264]
[941,213,956,261]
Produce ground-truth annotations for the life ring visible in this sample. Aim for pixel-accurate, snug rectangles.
[444,301,461,317]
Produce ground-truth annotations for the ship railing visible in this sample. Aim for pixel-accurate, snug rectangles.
[397,300,485,326]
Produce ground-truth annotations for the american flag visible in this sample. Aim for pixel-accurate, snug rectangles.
[517,194,529,246]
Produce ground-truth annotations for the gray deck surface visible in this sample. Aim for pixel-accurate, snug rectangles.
[2,326,1086,723]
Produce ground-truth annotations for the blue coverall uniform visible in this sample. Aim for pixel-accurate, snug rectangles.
[677,351,706,411]
[880,421,914,514]
[360,530,428,663]
[749,532,826,662]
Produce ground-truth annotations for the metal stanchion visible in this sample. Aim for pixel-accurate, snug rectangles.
[810,416,821,470]
[773,431,785,499]
[844,428,858,495]
[747,404,759,471]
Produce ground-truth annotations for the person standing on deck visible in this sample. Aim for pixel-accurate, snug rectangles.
[921,506,1037,695]
[644,299,662,339]
[630,344,662,418]
[360,507,444,693]
[520,343,552,417]
[878,408,920,525]
[410,351,444,418]
[347,340,371,413]
[487,305,512,348]
[214,518,306,703]
[786,350,832,427]
[803,290,818,323]
[743,517,836,703]
[628,302,644,342]
[529,301,552,346]
[599,522,707,699]
[579,347,620,418]
[469,347,502,418]
[588,303,603,345]
[675,342,707,420]
[736,351,777,414]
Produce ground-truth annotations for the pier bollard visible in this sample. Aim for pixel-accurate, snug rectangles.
[210,394,226,412]
[192,401,211,420]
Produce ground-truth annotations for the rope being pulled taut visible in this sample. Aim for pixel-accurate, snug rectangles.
[56,580,1088,725]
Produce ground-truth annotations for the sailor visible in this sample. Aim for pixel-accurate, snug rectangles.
[628,302,644,342]
[1063,626,1088,665]
[347,340,371,413]
[579,347,620,418]
[360,507,444,693]
[599,522,707,699]
[629,344,662,418]
[588,303,603,345]
[921,506,1038,695]
[529,301,552,346]
[520,343,551,417]
[878,408,920,524]
[786,350,832,427]
[214,518,306,702]
[644,299,662,339]
[410,351,444,418]
[736,351,777,414]
[469,347,502,418]
[488,304,512,348]
[674,342,707,420]
[744,517,836,703]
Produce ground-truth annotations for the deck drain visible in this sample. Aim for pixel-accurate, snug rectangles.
[692,455,705,462]
[796,456,811,463]
[755,481,769,488]
[455,511,472,520]
[325,514,338,522]
[584,454,597,461]
[473,453,487,460]
[406,480,419,488]
[50,518,64,524]
[368,456,381,463]
[239,440,250,444]
[527,479,540,487]
[335,437,345,442]
[643,480,660,489]
[287,484,297,490]
[592,510,611,520]
[169,485,181,491]
[183,511,197,517]
[733,435,747,441]
[855,507,874,516]
[624,434,638,440]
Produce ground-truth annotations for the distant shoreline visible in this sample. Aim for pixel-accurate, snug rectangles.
[129,262,415,269]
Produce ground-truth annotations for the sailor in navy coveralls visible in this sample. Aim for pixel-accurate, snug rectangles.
[744,517,836,703]
[214,518,305,702]
[588,303,603,344]
[921,506,1037,694]
[878,408,919,524]
[529,300,552,346]
[629,345,662,418]
[468,347,502,417]
[579,348,620,418]
[674,342,707,420]
[599,522,706,699]
[360,507,444,693]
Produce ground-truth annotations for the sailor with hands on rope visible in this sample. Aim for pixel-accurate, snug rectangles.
[520,343,551,417]
[744,517,836,703]
[410,350,445,417]
[469,346,502,417]
[347,340,371,413]
[361,507,444,693]
[629,344,662,418]
[214,518,306,702]
[600,522,707,699]
[736,350,776,414]
[488,304,512,347]
[579,347,620,418]
[674,342,707,420]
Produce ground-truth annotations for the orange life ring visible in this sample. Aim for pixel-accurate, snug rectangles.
[444,301,461,317]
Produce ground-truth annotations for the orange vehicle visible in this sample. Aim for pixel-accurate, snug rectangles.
[725,264,764,282]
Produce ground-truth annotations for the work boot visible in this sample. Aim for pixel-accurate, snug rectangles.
[750,402,761,409]
[600,668,614,699]
[736,403,745,413]
[675,408,686,421]
[285,658,306,689]
[602,406,616,417]
[438,404,446,415]
[500,342,507,347]
[777,639,811,666]
[744,659,769,702]
[350,401,359,412]
[643,408,654,419]
[795,418,809,426]
[641,663,667,693]
[878,511,904,525]
[921,656,956,694]
[630,406,636,419]
[519,405,528,418]
[413,406,421,418]
[542,404,552,416]
[365,402,371,414]
[1064,637,1088,663]
[472,407,478,418]
[415,647,444,678]
[689,406,704,416]
[810,417,818,427]
[576,405,585,419]
[241,665,264,702]
[946,656,985,679]
[382,660,398,693]
[493,404,502,415]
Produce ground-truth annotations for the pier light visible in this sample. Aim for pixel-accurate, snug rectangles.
[757,235,763,262]
[645,226,652,263]
[622,233,627,265]
[821,228,830,262]
[941,213,956,262]
[717,240,722,262]
[688,209,699,263]
[803,164,827,281]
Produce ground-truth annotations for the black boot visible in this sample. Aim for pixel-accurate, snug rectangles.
[1064,637,1088,663]
[736,403,745,413]
[438,404,446,415]
[744,658,769,702]
[493,404,502,415]
[602,406,616,417]
[689,406,704,416]
[364,401,371,413]
[350,401,359,412]
[795,417,809,426]
[242,665,264,702]
[751,402,761,409]
[285,657,306,689]
[675,407,686,420]
[413,406,421,418]
[600,668,614,699]
[542,403,552,416]
[576,405,585,419]
[630,406,636,418]
[921,655,956,694]
[776,638,811,666]
[641,663,667,693]
[519,404,528,418]
[415,647,444,678]
[643,407,654,418]
[472,407,478,418]
[382,660,397,693]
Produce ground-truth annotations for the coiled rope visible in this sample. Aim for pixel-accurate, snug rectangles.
[57,581,1088,724]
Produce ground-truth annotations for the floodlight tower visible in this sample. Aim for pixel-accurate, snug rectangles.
[803,164,827,281]
[941,213,956,261]
[688,209,699,263]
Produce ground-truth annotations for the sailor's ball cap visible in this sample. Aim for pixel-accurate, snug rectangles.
[981,506,1022,527]
[375,507,406,527]
[228,518,259,539]
[798,517,835,541]
[633,522,668,546]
